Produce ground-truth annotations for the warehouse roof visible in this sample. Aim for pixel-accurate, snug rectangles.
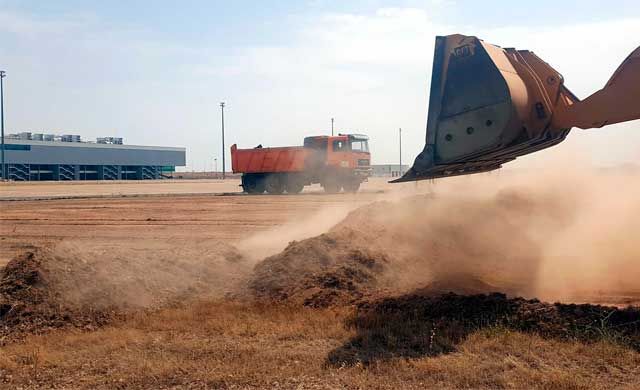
[3,138,185,152]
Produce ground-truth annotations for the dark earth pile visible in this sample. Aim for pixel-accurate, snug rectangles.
[248,191,565,308]
[249,233,391,307]
[328,292,640,365]
[0,251,116,345]
[0,242,250,344]
[247,231,510,308]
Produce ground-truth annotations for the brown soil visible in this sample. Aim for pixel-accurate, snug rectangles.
[4,188,640,350]
[247,189,640,362]
[328,291,640,366]
[0,241,250,344]
[248,191,554,307]
[0,250,116,344]
[0,186,374,344]
[248,234,390,307]
[2,175,640,388]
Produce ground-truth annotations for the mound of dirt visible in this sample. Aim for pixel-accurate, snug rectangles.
[248,191,558,307]
[1,241,251,343]
[328,292,640,365]
[249,233,390,307]
[0,251,116,344]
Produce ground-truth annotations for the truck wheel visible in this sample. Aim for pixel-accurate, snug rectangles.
[342,180,361,193]
[243,174,265,194]
[265,174,285,194]
[285,178,304,194]
[322,178,341,194]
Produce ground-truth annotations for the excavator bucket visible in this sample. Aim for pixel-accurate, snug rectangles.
[394,34,640,182]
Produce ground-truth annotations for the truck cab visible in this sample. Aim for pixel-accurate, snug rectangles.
[303,134,370,168]
[303,134,371,192]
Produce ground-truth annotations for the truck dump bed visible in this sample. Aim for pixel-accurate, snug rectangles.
[231,144,311,174]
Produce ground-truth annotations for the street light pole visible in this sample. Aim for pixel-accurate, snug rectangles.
[214,157,218,177]
[0,71,6,181]
[220,102,226,180]
[399,128,402,176]
[331,118,334,136]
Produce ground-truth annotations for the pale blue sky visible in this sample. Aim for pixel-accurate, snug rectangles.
[1,0,639,170]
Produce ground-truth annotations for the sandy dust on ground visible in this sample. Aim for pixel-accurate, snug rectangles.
[0,178,390,341]
[0,177,397,200]
[249,166,640,308]
[0,179,245,200]
[2,169,640,388]
[2,168,640,339]
[0,178,395,266]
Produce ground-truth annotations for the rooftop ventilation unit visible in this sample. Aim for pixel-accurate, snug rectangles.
[62,134,81,142]
[96,136,123,145]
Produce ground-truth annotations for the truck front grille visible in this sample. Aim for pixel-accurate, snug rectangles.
[358,159,370,166]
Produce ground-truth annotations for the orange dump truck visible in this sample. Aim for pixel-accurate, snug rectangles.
[231,134,371,194]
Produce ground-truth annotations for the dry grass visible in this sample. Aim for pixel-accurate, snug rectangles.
[1,300,639,389]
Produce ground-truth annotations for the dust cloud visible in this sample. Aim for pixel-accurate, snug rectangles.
[236,203,361,261]
[33,239,252,310]
[248,162,640,306]
[5,162,640,315]
[433,162,640,304]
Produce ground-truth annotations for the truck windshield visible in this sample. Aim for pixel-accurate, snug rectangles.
[350,139,369,152]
